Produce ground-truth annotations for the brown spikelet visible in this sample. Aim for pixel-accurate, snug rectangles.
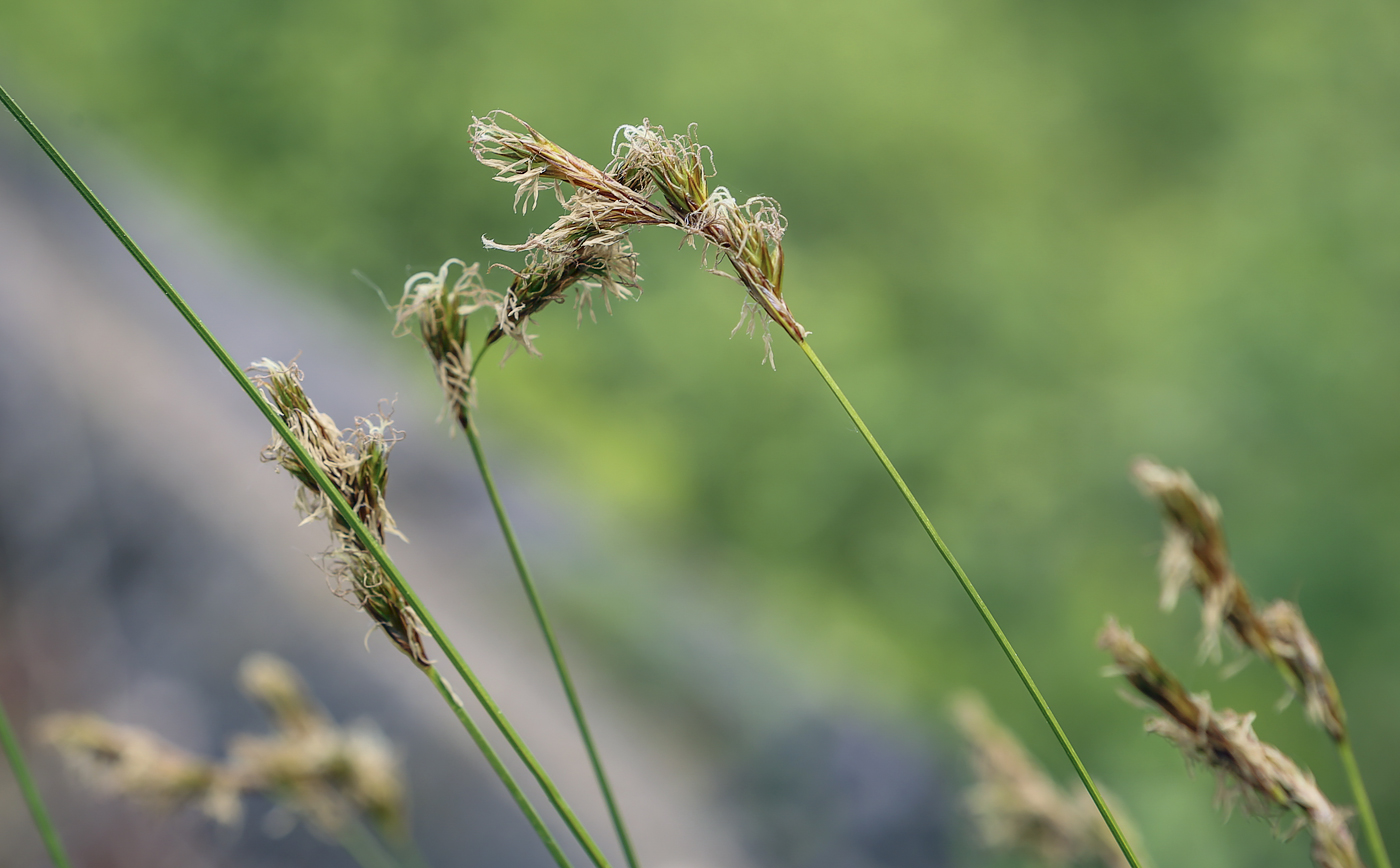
[1130,459,1348,741]
[465,113,807,366]
[252,360,431,667]
[1098,619,1362,868]
[953,693,1136,868]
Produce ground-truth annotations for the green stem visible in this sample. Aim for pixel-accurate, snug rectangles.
[425,667,573,868]
[337,814,407,868]
[458,407,641,868]
[0,82,609,868]
[1338,737,1389,868]
[1268,658,1390,868]
[797,339,1144,868]
[0,694,72,868]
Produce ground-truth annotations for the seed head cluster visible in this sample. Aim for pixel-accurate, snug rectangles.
[953,693,1136,868]
[449,112,804,369]
[41,654,408,837]
[1131,459,1345,739]
[253,360,431,667]
[1098,619,1361,868]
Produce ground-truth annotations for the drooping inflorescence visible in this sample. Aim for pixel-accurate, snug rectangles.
[457,112,805,368]
[252,360,431,668]
[40,654,408,838]
[1131,459,1346,740]
[953,693,1135,868]
[1098,619,1361,868]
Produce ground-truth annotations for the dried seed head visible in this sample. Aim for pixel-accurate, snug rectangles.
[1098,619,1362,868]
[469,112,808,363]
[1130,460,1349,741]
[239,652,328,738]
[471,111,650,212]
[228,720,407,838]
[1259,601,1346,740]
[40,713,242,825]
[252,360,430,667]
[395,259,499,419]
[231,653,409,838]
[1130,459,1267,661]
[953,693,1134,868]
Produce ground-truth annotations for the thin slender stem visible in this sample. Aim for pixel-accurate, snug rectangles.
[797,339,1144,868]
[1337,737,1390,868]
[425,668,573,868]
[1266,649,1388,868]
[0,82,610,868]
[458,407,641,868]
[1267,659,1390,868]
[0,694,72,868]
[337,814,407,868]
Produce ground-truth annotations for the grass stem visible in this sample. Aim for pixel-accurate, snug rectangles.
[1267,650,1389,868]
[459,408,640,868]
[1338,737,1390,868]
[0,82,609,868]
[797,339,1144,868]
[425,668,573,868]
[337,814,409,868]
[0,693,72,868]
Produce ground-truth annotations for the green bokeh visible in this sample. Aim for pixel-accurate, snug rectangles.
[4,1,1399,865]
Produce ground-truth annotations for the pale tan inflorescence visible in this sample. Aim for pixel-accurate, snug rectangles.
[449,111,805,369]
[252,360,431,668]
[953,693,1135,868]
[40,654,409,839]
[1130,459,1346,740]
[1098,619,1361,868]
[394,258,500,420]
[40,713,242,825]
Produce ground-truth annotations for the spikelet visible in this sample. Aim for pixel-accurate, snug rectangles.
[953,693,1136,868]
[41,655,409,840]
[252,360,431,667]
[1130,459,1347,740]
[1098,619,1361,868]
[40,713,242,825]
[464,112,806,366]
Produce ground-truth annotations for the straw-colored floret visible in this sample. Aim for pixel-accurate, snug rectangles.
[953,693,1136,868]
[1130,459,1347,740]
[252,360,431,667]
[40,713,241,825]
[41,654,409,839]
[463,112,806,367]
[1098,619,1361,868]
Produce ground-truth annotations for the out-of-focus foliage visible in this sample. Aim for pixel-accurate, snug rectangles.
[4,1,1399,865]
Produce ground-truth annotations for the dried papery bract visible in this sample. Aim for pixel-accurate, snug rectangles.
[1258,600,1346,741]
[953,694,1134,868]
[40,655,410,841]
[252,360,431,667]
[1097,619,1362,868]
[235,653,407,836]
[467,113,806,366]
[1130,459,1347,740]
[39,713,242,825]
[394,259,499,420]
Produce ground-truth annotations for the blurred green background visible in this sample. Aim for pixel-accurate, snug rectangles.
[4,1,1399,865]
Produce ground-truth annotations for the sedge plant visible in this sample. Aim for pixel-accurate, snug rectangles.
[388,111,1144,868]
[0,83,617,868]
[1129,459,1390,868]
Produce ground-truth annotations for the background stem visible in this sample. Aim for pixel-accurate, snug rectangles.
[459,408,641,868]
[798,339,1144,868]
[1339,737,1390,868]
[0,82,608,868]
[0,694,72,868]
[425,667,574,868]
